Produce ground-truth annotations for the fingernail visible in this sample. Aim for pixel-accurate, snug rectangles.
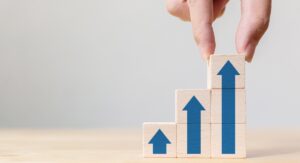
[244,43,256,63]
[245,55,253,63]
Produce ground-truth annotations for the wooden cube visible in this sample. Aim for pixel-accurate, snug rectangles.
[143,122,177,157]
[211,89,246,124]
[211,124,246,158]
[207,54,245,89]
[177,124,211,158]
[175,89,211,124]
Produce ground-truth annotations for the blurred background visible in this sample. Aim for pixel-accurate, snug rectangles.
[0,0,299,129]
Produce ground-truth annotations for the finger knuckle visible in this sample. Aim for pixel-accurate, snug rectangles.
[193,30,201,44]
[166,0,185,16]
[248,17,270,32]
[192,23,213,44]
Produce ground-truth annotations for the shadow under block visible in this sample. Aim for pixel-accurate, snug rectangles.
[211,124,246,158]
[143,122,176,158]
[175,89,211,124]
[211,89,246,124]
[177,124,211,158]
[207,54,245,89]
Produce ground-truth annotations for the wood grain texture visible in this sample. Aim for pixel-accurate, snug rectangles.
[0,129,299,162]
[143,122,177,158]
[211,89,246,124]
[207,54,245,89]
[175,89,211,124]
[177,124,211,158]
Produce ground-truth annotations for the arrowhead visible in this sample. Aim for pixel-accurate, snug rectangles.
[183,96,205,111]
[149,129,171,144]
[217,61,240,76]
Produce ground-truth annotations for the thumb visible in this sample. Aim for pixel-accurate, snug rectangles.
[236,0,271,62]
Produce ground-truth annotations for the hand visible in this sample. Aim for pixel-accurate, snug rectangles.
[165,0,271,62]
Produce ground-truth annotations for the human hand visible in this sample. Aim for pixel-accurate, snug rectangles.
[165,0,271,62]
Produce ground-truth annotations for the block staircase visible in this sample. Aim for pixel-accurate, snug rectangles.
[143,54,246,158]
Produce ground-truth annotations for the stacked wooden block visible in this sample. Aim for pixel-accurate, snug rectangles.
[208,55,246,158]
[143,55,246,158]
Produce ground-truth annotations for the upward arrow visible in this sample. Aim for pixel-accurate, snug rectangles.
[183,96,205,124]
[148,129,171,154]
[217,61,240,89]
[217,60,240,154]
[183,96,205,154]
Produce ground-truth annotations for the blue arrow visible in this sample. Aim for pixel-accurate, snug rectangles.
[183,96,205,154]
[217,61,240,154]
[148,129,171,154]
[218,61,240,89]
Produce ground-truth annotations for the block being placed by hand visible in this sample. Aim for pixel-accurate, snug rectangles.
[211,89,246,124]
[207,54,245,89]
[175,89,211,124]
[143,122,176,158]
[177,124,211,158]
[211,124,246,158]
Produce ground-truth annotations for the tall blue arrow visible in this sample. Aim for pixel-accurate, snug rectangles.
[148,129,171,154]
[183,96,205,154]
[217,61,240,154]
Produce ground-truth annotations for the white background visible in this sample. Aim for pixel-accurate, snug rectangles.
[0,0,299,128]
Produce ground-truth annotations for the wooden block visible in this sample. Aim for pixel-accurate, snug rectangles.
[143,122,176,158]
[211,89,246,124]
[207,54,245,89]
[175,89,211,124]
[177,124,211,158]
[211,124,246,158]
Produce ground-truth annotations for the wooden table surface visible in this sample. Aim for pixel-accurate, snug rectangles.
[0,129,299,163]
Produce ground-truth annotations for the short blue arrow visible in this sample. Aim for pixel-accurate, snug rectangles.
[218,60,240,154]
[148,129,171,154]
[183,96,205,154]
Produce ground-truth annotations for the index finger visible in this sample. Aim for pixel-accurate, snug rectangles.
[188,0,215,59]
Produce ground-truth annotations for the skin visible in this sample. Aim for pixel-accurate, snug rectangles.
[165,0,271,62]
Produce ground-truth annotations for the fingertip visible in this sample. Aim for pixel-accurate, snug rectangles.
[199,43,215,61]
[201,53,211,61]
[245,54,254,63]
[239,43,256,63]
